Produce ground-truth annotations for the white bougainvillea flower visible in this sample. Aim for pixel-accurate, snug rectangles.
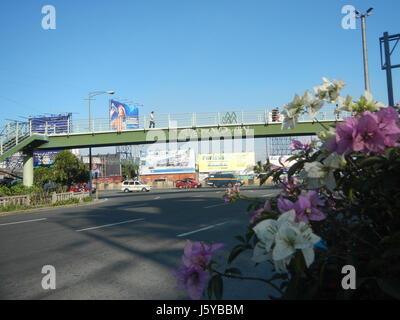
[302,90,325,119]
[313,77,346,103]
[335,95,356,114]
[273,222,320,268]
[282,113,297,130]
[317,126,336,142]
[301,152,345,191]
[313,77,332,100]
[252,210,297,263]
[363,91,386,110]
[301,161,335,191]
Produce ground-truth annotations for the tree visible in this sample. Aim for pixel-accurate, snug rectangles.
[52,150,89,187]
[121,160,138,179]
[33,166,56,188]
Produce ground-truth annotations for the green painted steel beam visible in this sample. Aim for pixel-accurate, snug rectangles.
[0,135,48,162]
[36,121,338,151]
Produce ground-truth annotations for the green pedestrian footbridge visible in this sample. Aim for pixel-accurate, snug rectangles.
[1,109,345,186]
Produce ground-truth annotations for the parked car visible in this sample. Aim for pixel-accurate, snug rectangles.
[121,180,151,193]
[68,183,96,193]
[176,178,202,189]
[206,173,241,188]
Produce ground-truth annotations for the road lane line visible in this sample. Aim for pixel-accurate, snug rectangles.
[177,221,229,237]
[0,218,47,227]
[129,203,149,207]
[76,218,145,232]
[154,196,161,200]
[263,193,277,197]
[204,203,226,209]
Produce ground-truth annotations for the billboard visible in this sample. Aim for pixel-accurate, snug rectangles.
[109,100,139,130]
[198,152,255,172]
[29,114,71,135]
[28,114,71,167]
[139,149,195,175]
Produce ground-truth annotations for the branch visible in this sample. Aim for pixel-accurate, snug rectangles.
[211,268,284,296]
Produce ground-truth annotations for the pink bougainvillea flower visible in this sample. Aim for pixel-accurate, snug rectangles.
[325,107,400,156]
[174,240,225,300]
[376,107,400,147]
[291,139,304,150]
[181,240,225,269]
[277,197,295,214]
[173,264,210,300]
[293,191,326,223]
[232,185,240,193]
[352,111,386,155]
[325,117,358,155]
[224,188,232,203]
[291,139,313,154]
[280,176,299,196]
[248,200,272,223]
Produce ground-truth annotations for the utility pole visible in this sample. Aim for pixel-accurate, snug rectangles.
[355,7,373,92]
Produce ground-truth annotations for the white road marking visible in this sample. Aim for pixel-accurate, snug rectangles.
[129,203,149,207]
[263,192,278,197]
[154,196,161,200]
[0,218,47,227]
[76,218,145,232]
[177,221,229,237]
[203,203,227,209]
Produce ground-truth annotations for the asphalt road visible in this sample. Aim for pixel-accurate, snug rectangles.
[0,186,282,300]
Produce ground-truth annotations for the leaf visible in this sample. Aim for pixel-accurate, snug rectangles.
[227,245,246,264]
[210,274,223,300]
[295,250,306,272]
[287,160,305,178]
[245,228,254,243]
[376,278,400,299]
[360,156,383,167]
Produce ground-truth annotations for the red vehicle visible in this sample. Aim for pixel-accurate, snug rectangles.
[175,178,202,189]
[68,183,96,193]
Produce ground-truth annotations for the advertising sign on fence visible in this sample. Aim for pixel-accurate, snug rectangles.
[109,100,139,130]
[139,149,195,175]
[28,114,72,167]
[198,152,255,172]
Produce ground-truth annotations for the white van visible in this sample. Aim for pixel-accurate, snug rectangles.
[121,180,152,193]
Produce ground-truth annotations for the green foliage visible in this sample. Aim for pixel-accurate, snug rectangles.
[52,198,80,206]
[0,203,30,213]
[33,151,89,189]
[52,151,89,187]
[34,166,56,188]
[82,196,93,202]
[121,160,138,179]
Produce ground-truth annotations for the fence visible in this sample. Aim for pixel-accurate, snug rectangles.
[0,195,30,207]
[0,191,90,208]
[51,191,89,204]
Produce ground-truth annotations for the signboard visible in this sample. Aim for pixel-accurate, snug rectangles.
[29,114,71,134]
[139,149,195,175]
[28,114,71,167]
[198,152,255,172]
[110,100,139,130]
[33,151,59,167]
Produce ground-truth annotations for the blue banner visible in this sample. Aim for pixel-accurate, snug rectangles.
[110,100,139,130]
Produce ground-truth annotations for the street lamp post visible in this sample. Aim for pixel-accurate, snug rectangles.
[355,7,373,93]
[88,91,115,197]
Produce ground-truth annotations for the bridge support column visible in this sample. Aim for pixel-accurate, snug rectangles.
[23,151,34,187]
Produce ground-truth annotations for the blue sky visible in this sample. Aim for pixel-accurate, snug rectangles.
[0,0,399,130]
